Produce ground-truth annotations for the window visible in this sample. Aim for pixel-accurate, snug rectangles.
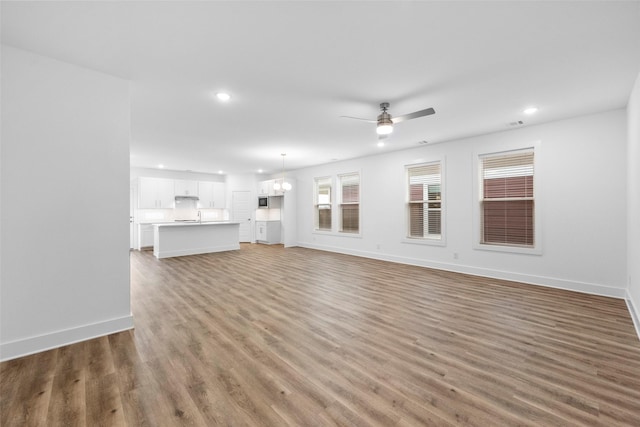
[407,162,442,240]
[339,173,360,234]
[480,149,534,247]
[314,177,332,231]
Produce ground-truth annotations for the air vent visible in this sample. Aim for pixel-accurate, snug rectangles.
[508,120,524,127]
[417,140,429,145]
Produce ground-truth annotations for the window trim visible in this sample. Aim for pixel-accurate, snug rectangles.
[314,176,333,232]
[472,142,542,255]
[338,172,361,236]
[402,157,446,247]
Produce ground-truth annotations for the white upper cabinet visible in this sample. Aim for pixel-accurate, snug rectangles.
[258,179,284,196]
[198,181,226,208]
[174,179,198,197]
[272,178,285,196]
[138,177,175,208]
[258,179,272,196]
[213,182,225,207]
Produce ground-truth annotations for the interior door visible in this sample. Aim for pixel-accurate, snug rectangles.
[232,191,252,242]
[130,185,135,249]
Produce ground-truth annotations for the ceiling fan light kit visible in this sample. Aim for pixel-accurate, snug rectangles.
[376,102,394,135]
[344,101,436,139]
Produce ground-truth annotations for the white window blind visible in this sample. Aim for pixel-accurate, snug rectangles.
[407,162,442,239]
[339,173,359,233]
[315,177,332,231]
[480,149,534,247]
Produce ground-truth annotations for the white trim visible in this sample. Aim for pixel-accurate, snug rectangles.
[626,290,640,341]
[404,156,446,245]
[313,175,333,232]
[313,230,363,239]
[337,170,361,236]
[401,236,446,247]
[0,315,134,362]
[297,241,627,300]
[472,141,542,255]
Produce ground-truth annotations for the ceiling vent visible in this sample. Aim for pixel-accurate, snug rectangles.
[508,120,524,127]
[417,140,429,145]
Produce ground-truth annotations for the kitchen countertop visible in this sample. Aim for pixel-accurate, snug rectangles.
[154,221,240,227]
[153,221,240,259]
[137,221,174,225]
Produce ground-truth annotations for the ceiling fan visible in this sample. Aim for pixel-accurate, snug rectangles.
[341,102,436,139]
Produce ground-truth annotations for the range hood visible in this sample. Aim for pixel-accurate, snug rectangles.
[175,195,199,201]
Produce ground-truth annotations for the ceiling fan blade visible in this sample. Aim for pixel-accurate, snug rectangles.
[340,115,377,123]
[392,107,435,124]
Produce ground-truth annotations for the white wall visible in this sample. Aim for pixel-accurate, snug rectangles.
[130,167,225,183]
[294,109,628,297]
[0,46,132,361]
[627,72,640,334]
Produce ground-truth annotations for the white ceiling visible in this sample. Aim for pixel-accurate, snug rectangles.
[2,1,640,175]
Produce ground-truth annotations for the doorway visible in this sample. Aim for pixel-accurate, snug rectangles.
[130,185,136,249]
[232,191,252,242]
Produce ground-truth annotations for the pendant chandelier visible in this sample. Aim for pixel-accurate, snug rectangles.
[273,153,292,192]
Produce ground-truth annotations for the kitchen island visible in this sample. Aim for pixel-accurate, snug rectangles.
[153,221,240,259]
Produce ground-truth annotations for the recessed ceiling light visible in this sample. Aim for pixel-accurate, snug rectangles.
[218,170,224,174]
[523,107,538,115]
[258,169,263,173]
[158,164,165,169]
[377,141,385,147]
[215,92,231,102]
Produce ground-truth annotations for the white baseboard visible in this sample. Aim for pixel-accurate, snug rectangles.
[626,291,640,341]
[0,315,134,362]
[297,241,628,299]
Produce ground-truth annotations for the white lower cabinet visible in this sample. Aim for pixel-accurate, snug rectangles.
[138,224,155,249]
[137,222,173,249]
[255,221,281,244]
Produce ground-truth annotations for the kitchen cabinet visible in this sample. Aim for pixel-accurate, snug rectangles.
[258,179,272,196]
[256,221,281,244]
[138,224,155,248]
[174,179,198,197]
[272,178,285,196]
[138,177,175,208]
[258,179,284,196]
[198,181,225,208]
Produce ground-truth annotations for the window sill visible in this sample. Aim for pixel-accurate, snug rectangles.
[473,242,542,255]
[313,230,362,239]
[402,236,446,247]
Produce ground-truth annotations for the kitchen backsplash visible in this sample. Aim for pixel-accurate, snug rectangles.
[255,208,281,221]
[136,208,227,223]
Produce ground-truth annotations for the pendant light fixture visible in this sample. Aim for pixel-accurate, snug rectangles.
[273,153,292,192]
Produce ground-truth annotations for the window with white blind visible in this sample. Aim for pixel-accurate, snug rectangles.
[339,173,360,234]
[314,177,332,231]
[407,162,442,241]
[480,149,534,247]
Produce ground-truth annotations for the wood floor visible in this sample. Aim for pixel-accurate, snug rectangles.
[2,244,640,426]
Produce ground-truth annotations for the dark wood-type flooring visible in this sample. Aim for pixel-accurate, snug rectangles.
[2,244,640,426]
